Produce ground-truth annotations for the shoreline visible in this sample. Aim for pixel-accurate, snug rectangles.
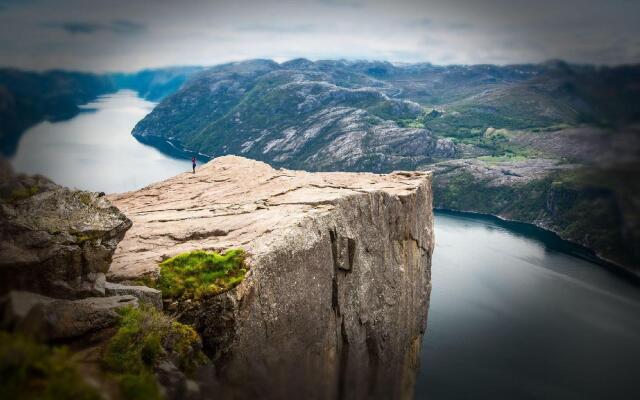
[434,207,640,283]
[132,134,212,163]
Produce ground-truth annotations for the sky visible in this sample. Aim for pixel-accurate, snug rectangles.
[0,0,638,72]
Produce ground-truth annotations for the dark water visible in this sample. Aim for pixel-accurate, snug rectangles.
[10,90,191,193]
[9,92,640,398]
[416,210,640,400]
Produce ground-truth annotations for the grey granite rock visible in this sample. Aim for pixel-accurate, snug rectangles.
[105,281,162,309]
[0,162,132,298]
[0,290,138,340]
[109,156,434,400]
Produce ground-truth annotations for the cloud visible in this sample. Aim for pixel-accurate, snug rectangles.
[110,20,146,35]
[57,22,101,34]
[316,0,363,8]
[1,0,639,71]
[45,19,146,36]
[237,23,318,34]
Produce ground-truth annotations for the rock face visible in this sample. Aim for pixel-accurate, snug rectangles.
[0,290,138,340]
[0,161,132,298]
[104,281,162,309]
[108,155,434,399]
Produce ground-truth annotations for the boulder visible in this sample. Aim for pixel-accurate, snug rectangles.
[0,290,137,340]
[0,162,132,299]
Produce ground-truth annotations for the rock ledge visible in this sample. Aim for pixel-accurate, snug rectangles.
[108,155,434,400]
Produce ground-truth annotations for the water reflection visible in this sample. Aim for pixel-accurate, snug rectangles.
[416,210,640,400]
[10,90,192,193]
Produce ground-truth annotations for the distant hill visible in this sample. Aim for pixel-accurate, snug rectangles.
[132,59,640,170]
[0,66,203,156]
[132,59,640,273]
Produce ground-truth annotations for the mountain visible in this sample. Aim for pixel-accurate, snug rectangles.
[133,59,640,273]
[109,66,204,101]
[133,59,640,167]
[133,59,449,172]
[0,66,202,156]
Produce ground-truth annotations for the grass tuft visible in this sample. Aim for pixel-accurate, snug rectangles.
[0,331,101,400]
[102,306,208,399]
[5,185,40,203]
[158,249,248,300]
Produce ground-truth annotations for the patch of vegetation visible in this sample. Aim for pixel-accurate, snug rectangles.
[77,192,93,206]
[477,154,529,164]
[396,109,442,129]
[0,331,101,400]
[102,306,208,400]
[434,170,552,222]
[129,275,159,289]
[448,133,542,159]
[4,185,39,203]
[158,249,248,300]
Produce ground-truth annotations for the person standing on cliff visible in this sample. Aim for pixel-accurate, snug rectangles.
[192,156,196,173]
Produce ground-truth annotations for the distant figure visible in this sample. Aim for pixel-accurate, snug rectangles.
[192,156,196,173]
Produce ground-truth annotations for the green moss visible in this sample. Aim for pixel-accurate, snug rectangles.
[102,306,208,399]
[73,234,92,245]
[478,154,529,164]
[77,192,92,206]
[5,185,39,203]
[129,275,159,289]
[0,331,101,400]
[158,249,248,300]
[118,372,161,400]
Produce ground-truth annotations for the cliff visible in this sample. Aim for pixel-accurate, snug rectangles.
[108,155,434,399]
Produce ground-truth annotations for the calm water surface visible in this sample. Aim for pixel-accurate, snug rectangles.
[9,92,640,399]
[11,90,191,193]
[416,211,640,399]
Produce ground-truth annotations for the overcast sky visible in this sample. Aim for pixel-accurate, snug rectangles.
[1,0,638,72]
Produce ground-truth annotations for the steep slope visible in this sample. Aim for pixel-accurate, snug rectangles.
[430,127,640,273]
[133,61,439,172]
[108,156,434,399]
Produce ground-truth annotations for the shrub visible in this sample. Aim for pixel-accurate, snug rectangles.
[102,306,208,399]
[0,331,101,400]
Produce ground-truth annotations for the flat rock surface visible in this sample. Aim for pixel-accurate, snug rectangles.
[108,155,430,280]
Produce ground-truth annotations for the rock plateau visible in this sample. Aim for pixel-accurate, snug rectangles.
[108,155,434,400]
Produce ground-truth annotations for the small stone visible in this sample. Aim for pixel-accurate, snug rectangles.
[105,281,162,309]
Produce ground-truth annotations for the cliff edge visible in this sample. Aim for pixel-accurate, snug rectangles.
[108,155,434,399]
